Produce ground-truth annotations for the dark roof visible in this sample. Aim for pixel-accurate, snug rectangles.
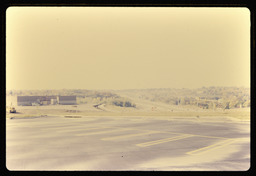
[58,96,76,101]
[17,96,57,102]
[17,96,41,102]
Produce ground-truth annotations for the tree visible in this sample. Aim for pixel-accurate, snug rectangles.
[224,102,230,109]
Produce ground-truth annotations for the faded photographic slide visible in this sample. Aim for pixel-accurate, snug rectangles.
[6,7,250,171]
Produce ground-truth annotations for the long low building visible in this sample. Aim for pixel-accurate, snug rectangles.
[17,96,46,106]
[17,96,76,106]
[57,96,77,105]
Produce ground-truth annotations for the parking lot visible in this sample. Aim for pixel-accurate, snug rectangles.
[6,115,250,170]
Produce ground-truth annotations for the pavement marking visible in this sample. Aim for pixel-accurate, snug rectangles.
[159,131,230,140]
[40,126,85,130]
[186,139,236,155]
[40,124,111,131]
[125,129,230,140]
[101,131,162,141]
[75,128,133,136]
[136,134,194,147]
[56,127,113,133]
[189,134,230,139]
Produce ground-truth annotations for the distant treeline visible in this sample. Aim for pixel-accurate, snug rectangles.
[116,87,250,109]
[7,87,250,109]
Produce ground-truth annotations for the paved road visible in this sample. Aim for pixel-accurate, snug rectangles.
[6,116,250,171]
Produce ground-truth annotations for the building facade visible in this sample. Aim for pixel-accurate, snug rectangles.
[17,96,44,106]
[17,96,76,106]
[57,96,77,105]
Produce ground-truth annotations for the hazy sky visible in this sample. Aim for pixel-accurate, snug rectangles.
[6,7,250,90]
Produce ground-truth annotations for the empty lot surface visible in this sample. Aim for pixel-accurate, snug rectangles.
[6,114,250,171]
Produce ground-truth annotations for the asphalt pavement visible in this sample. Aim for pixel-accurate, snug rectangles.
[6,115,250,171]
